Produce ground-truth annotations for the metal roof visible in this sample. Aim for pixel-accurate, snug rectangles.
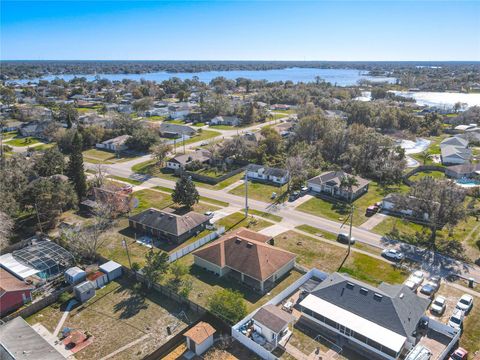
[0,253,39,280]
[99,260,122,273]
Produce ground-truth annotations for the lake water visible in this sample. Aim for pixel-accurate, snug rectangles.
[391,91,480,109]
[11,67,396,86]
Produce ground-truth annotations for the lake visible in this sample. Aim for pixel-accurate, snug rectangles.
[11,67,396,86]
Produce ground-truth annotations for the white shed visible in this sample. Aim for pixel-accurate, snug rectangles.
[184,321,216,356]
[65,266,86,285]
[74,281,96,303]
[99,260,122,282]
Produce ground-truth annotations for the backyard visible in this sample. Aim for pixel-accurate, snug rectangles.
[296,182,409,227]
[27,278,199,360]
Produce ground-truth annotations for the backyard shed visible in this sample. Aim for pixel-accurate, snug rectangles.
[87,271,108,288]
[74,281,96,303]
[184,321,216,356]
[64,267,86,285]
[99,260,122,282]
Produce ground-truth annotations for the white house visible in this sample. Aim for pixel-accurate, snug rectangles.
[168,103,193,119]
[246,164,290,185]
[165,150,211,171]
[210,115,240,126]
[440,136,472,165]
[307,171,370,201]
[183,321,216,356]
[96,135,131,152]
[252,304,295,348]
[381,193,431,221]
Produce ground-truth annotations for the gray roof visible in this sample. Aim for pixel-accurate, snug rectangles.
[159,123,196,136]
[440,136,469,148]
[100,260,122,273]
[129,208,209,236]
[252,304,295,333]
[247,164,289,178]
[308,273,430,339]
[65,266,85,277]
[441,145,472,160]
[74,280,96,293]
[168,150,211,166]
[308,171,370,192]
[0,317,66,360]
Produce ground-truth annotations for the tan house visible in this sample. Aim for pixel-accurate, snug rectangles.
[192,228,296,293]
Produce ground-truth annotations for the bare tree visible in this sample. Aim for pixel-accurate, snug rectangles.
[0,211,14,251]
[90,164,108,189]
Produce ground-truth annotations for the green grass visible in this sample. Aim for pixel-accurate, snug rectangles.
[192,122,206,127]
[199,196,229,207]
[182,129,221,146]
[107,175,143,185]
[229,181,288,204]
[30,143,55,151]
[216,212,274,232]
[208,124,238,130]
[245,209,282,222]
[145,115,166,121]
[165,119,185,124]
[5,136,42,146]
[294,225,337,241]
[409,134,448,166]
[297,182,408,226]
[83,149,138,164]
[274,231,408,286]
[409,170,446,182]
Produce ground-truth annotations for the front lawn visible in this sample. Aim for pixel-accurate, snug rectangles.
[297,182,409,226]
[182,129,221,145]
[216,212,274,232]
[274,231,408,286]
[246,209,282,222]
[229,181,288,204]
[5,136,42,146]
[82,149,138,164]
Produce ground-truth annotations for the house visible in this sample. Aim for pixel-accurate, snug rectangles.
[454,124,477,132]
[129,208,210,244]
[270,104,290,111]
[166,150,211,171]
[252,304,295,347]
[440,136,471,165]
[298,273,430,360]
[0,268,34,316]
[95,135,131,152]
[184,321,216,356]
[246,164,290,185]
[18,120,51,139]
[192,228,296,293]
[145,108,169,117]
[381,193,431,222]
[168,103,194,119]
[307,171,370,201]
[445,163,480,179]
[159,123,196,139]
[1,120,22,132]
[210,115,240,126]
[0,317,66,360]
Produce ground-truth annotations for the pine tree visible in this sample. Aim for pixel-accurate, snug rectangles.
[171,174,199,209]
[67,132,87,200]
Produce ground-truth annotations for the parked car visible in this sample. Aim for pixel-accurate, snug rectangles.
[204,211,214,218]
[448,308,465,330]
[456,294,474,313]
[407,271,424,289]
[289,191,300,202]
[337,233,355,244]
[449,347,468,360]
[382,248,405,261]
[365,205,378,216]
[430,296,446,315]
[271,192,277,199]
[404,279,419,291]
[300,186,308,194]
[420,277,440,296]
[121,184,133,193]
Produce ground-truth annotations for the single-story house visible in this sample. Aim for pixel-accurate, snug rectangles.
[0,317,66,360]
[159,123,196,139]
[246,164,290,185]
[184,321,216,356]
[0,268,34,316]
[445,163,480,179]
[298,273,430,360]
[129,208,210,244]
[168,103,194,119]
[454,124,477,132]
[270,104,290,111]
[166,150,211,171]
[18,120,51,139]
[95,135,131,152]
[145,108,169,117]
[210,115,241,126]
[440,136,472,165]
[252,304,295,347]
[192,228,296,293]
[307,171,370,201]
[381,193,431,222]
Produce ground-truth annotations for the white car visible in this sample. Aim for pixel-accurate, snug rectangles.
[382,248,405,261]
[407,271,424,288]
[448,308,465,330]
[456,294,474,313]
[430,296,446,315]
[404,279,419,291]
[204,211,214,218]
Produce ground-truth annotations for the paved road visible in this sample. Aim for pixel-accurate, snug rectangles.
[87,122,480,284]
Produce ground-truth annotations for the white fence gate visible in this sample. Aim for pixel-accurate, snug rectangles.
[168,227,225,263]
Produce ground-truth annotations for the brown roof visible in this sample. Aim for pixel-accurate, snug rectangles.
[252,304,295,333]
[0,269,34,296]
[231,227,272,243]
[192,228,296,282]
[184,321,216,344]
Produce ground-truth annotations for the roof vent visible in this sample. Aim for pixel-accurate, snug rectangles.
[399,293,404,299]
[235,239,241,244]
[247,242,253,248]
[346,282,354,290]
[360,288,368,295]
[374,293,383,301]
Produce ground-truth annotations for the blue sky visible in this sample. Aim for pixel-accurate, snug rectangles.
[1,1,479,61]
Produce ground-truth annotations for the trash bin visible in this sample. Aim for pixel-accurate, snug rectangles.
[468,277,475,288]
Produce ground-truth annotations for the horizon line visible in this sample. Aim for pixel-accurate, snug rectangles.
[1,59,480,63]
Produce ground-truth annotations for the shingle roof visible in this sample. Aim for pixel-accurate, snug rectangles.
[253,304,295,333]
[192,228,295,281]
[247,164,289,178]
[0,268,34,295]
[183,321,216,344]
[308,273,430,339]
[440,136,469,148]
[446,163,480,174]
[168,150,211,166]
[159,123,196,136]
[129,208,209,236]
[308,171,370,192]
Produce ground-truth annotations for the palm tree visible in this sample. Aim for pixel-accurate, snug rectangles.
[340,175,359,204]
[420,150,432,166]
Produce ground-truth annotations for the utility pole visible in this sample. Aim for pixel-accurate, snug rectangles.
[347,204,354,257]
[34,202,44,234]
[182,134,186,154]
[122,238,132,269]
[244,170,249,217]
